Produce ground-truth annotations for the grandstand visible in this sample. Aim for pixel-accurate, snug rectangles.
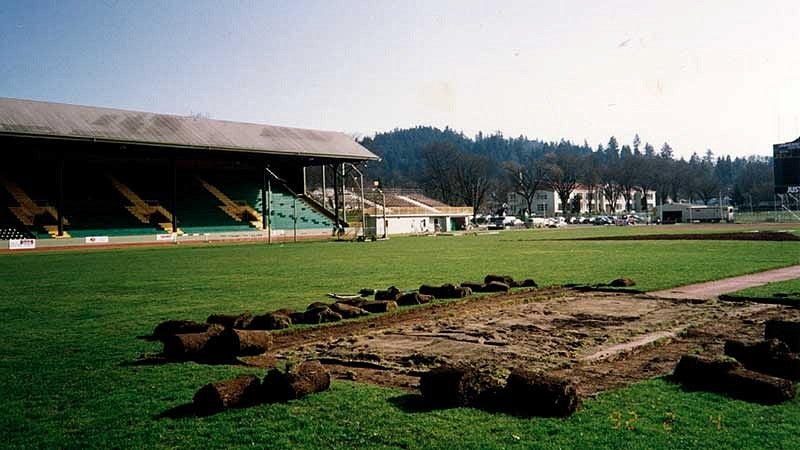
[0,98,376,248]
[308,187,473,237]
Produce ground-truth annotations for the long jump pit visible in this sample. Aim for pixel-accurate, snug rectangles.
[253,287,800,397]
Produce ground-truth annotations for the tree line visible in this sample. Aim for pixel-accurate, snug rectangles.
[359,127,775,215]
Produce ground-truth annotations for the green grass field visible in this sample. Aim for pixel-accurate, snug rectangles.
[2,225,800,449]
[729,279,800,302]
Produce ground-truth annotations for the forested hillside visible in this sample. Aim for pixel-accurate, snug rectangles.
[359,127,774,214]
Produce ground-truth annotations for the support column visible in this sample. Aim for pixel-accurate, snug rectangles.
[293,195,298,243]
[332,163,340,231]
[261,162,268,231]
[170,157,177,233]
[57,155,64,237]
[267,176,272,244]
[340,164,347,225]
[321,165,327,209]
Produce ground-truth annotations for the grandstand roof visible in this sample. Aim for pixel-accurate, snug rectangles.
[0,97,377,161]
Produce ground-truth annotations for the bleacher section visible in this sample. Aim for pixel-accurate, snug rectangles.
[1,168,335,240]
[406,193,448,208]
[62,170,157,238]
[174,174,253,234]
[205,171,334,230]
[2,174,67,239]
[0,187,33,240]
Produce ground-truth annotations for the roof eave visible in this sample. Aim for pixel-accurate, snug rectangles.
[0,130,379,161]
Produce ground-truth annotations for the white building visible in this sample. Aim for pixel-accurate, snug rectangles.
[508,185,657,216]
[359,190,473,236]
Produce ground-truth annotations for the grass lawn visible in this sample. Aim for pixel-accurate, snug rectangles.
[728,279,800,302]
[2,225,800,449]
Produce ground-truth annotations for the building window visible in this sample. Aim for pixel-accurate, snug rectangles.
[536,204,546,212]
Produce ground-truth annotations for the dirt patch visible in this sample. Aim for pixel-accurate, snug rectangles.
[575,231,800,242]
[242,288,800,396]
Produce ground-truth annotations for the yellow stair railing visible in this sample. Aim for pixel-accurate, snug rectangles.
[197,177,263,229]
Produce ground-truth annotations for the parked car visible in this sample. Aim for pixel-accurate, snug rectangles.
[545,217,567,228]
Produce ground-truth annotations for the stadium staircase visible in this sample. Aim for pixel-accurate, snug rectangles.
[1,177,70,238]
[173,176,253,234]
[197,177,263,229]
[204,172,334,231]
[299,193,346,228]
[108,175,180,234]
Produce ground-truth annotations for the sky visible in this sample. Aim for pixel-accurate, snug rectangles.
[1,0,799,159]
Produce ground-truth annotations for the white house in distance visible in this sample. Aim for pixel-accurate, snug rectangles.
[507,185,657,216]
[363,190,473,236]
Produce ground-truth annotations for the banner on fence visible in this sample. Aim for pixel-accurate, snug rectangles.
[9,239,36,250]
[85,236,109,244]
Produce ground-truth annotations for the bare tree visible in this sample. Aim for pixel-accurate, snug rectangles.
[615,154,639,212]
[421,142,460,204]
[580,154,602,214]
[544,152,580,217]
[601,182,622,213]
[503,156,546,215]
[453,153,494,213]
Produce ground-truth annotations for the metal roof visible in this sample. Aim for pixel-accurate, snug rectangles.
[775,137,800,151]
[0,97,377,160]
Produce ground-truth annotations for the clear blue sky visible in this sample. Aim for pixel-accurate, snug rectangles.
[2,0,799,158]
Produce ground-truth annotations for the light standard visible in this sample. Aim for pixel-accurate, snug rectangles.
[373,180,386,239]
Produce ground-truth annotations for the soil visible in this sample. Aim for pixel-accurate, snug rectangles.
[575,231,800,241]
[241,288,800,396]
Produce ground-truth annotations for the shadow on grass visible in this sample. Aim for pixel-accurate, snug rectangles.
[136,334,159,341]
[156,403,256,419]
[387,393,438,413]
[156,403,200,419]
[387,393,563,418]
[120,355,252,367]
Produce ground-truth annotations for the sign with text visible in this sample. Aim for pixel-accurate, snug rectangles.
[156,233,177,242]
[85,236,109,244]
[9,239,36,250]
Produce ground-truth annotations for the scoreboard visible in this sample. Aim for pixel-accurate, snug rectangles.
[774,138,800,195]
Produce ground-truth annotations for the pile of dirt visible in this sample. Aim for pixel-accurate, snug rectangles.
[261,360,331,402]
[672,319,800,404]
[724,339,800,380]
[193,374,262,414]
[461,275,538,293]
[152,320,212,341]
[162,325,225,361]
[419,283,472,298]
[505,369,580,417]
[673,354,795,405]
[576,231,800,242]
[419,364,504,409]
[419,364,579,417]
[249,310,294,330]
[192,360,330,415]
[207,312,254,329]
[609,278,636,288]
[765,320,800,352]
[163,326,271,362]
